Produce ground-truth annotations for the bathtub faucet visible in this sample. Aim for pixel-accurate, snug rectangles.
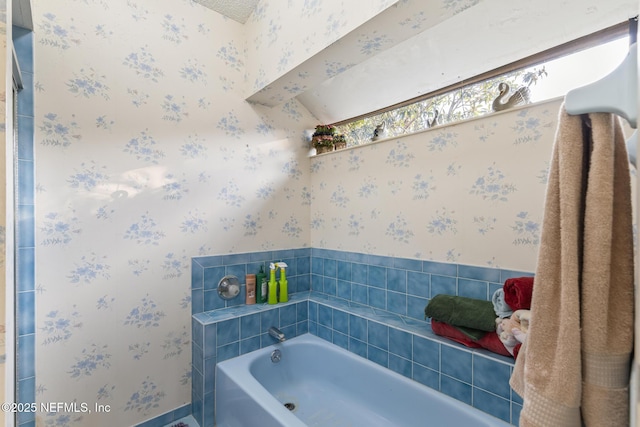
[268,326,286,342]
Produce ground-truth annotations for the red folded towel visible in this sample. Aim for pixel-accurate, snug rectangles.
[503,276,534,310]
[430,320,512,357]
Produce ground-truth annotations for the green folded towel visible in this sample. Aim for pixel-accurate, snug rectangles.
[425,294,497,335]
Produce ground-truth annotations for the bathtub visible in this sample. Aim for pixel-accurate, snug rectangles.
[215,333,511,427]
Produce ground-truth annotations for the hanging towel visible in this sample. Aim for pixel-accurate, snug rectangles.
[510,105,634,427]
[503,276,534,310]
[424,294,497,335]
[579,111,634,426]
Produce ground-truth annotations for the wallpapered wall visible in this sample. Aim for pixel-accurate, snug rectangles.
[242,0,483,106]
[244,0,397,101]
[32,0,318,426]
[310,99,565,273]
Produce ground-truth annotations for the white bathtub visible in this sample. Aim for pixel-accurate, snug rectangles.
[215,333,512,427]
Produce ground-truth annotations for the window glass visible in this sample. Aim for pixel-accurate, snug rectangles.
[332,37,630,148]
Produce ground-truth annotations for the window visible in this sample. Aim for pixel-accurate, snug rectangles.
[333,26,630,148]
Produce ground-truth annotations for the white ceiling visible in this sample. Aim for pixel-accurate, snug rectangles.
[192,0,259,24]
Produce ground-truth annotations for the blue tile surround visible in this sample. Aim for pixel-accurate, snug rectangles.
[14,26,36,427]
[188,248,533,427]
[191,248,311,315]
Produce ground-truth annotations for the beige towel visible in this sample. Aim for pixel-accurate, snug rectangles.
[510,105,634,427]
[581,110,634,426]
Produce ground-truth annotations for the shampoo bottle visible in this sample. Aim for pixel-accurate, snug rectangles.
[245,274,256,305]
[277,262,289,303]
[256,265,267,303]
[268,263,278,305]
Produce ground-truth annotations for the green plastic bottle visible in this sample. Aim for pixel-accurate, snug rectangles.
[256,265,267,303]
[278,262,288,303]
[268,263,278,305]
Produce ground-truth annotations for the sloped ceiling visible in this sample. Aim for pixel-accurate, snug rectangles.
[200,0,638,124]
[296,0,638,123]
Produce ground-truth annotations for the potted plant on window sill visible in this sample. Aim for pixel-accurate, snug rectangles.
[333,134,347,150]
[312,124,335,154]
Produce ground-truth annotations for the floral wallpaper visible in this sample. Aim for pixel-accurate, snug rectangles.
[244,0,485,106]
[32,0,316,426]
[244,0,396,103]
[310,98,634,273]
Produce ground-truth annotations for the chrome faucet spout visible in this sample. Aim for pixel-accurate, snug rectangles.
[269,326,286,342]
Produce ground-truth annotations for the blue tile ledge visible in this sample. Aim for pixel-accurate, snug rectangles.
[193,291,312,324]
[192,291,515,367]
